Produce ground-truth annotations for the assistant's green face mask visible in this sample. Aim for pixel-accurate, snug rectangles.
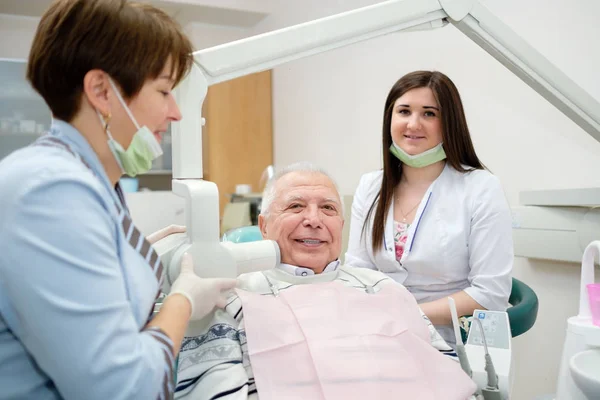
[389,141,446,168]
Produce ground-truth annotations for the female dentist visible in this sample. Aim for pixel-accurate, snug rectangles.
[345,70,513,345]
[0,1,235,399]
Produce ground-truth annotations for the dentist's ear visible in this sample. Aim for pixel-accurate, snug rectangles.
[82,69,111,116]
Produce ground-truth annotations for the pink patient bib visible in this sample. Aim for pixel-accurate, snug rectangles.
[236,280,476,400]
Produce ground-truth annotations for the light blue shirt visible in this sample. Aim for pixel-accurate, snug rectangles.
[0,121,174,399]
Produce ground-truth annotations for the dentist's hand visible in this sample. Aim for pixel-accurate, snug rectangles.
[168,253,238,320]
[147,224,186,245]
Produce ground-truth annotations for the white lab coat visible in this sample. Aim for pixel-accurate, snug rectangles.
[345,164,513,344]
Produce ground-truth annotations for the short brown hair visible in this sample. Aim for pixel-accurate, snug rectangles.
[364,71,486,253]
[27,0,194,121]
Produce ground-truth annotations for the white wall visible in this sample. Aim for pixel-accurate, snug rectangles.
[0,14,39,60]
[251,0,600,398]
[0,13,250,59]
[185,22,250,50]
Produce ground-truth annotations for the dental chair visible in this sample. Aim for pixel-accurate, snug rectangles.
[221,225,540,338]
[165,227,538,391]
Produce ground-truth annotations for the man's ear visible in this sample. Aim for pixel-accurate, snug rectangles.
[82,69,111,117]
[258,214,268,239]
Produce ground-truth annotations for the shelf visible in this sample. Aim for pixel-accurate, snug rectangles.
[520,188,600,207]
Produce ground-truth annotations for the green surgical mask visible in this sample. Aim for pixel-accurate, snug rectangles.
[106,127,162,177]
[99,77,163,177]
[389,141,446,168]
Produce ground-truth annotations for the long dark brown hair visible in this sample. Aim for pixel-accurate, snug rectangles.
[363,71,485,253]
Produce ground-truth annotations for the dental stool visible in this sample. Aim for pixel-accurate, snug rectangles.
[507,277,539,337]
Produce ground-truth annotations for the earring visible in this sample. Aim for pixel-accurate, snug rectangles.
[102,112,112,133]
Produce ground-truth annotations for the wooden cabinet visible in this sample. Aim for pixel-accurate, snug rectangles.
[202,70,273,217]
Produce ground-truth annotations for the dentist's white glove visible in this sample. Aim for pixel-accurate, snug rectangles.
[168,253,238,320]
[147,224,186,245]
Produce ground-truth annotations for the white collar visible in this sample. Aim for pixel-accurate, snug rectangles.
[277,260,340,277]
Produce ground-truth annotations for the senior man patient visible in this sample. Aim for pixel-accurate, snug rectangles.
[175,162,476,400]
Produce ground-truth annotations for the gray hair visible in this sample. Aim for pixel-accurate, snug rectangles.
[260,161,344,216]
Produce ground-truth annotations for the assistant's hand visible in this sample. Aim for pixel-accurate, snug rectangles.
[168,253,238,320]
[147,224,186,245]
